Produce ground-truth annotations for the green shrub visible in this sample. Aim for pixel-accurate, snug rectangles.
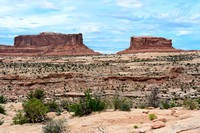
[0,96,7,104]
[197,98,200,104]
[71,98,91,117]
[138,103,147,109]
[160,100,176,109]
[12,111,28,125]
[27,89,46,101]
[149,114,157,121]
[60,100,71,111]
[170,102,176,108]
[113,92,132,111]
[89,99,105,112]
[46,101,60,112]
[23,98,48,123]
[0,118,4,125]
[120,102,131,111]
[134,125,138,129]
[161,101,170,109]
[113,93,126,110]
[0,106,6,115]
[42,118,67,133]
[183,99,197,110]
[71,90,107,116]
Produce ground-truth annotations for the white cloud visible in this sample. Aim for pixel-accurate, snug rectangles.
[190,14,200,20]
[78,24,102,33]
[116,0,143,8]
[41,0,59,10]
[8,35,17,38]
[0,35,17,38]
[0,15,70,30]
[176,30,191,36]
[96,50,118,54]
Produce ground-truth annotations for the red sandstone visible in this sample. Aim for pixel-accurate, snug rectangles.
[117,36,183,54]
[0,32,100,56]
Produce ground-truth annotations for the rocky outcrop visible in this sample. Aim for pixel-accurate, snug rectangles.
[117,36,183,54]
[104,75,177,82]
[0,32,100,56]
[14,32,83,47]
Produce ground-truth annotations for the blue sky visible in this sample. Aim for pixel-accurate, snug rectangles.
[0,0,200,54]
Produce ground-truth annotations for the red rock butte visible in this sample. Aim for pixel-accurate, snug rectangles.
[0,32,100,56]
[117,36,183,54]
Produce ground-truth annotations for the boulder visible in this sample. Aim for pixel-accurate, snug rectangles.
[47,112,57,119]
[170,67,184,74]
[151,121,165,129]
[142,110,150,114]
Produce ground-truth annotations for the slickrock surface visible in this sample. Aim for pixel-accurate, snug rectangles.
[0,104,200,133]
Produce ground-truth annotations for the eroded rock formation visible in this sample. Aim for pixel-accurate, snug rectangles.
[117,36,183,54]
[0,32,100,56]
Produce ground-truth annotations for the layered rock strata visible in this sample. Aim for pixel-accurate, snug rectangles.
[0,32,100,56]
[117,36,183,54]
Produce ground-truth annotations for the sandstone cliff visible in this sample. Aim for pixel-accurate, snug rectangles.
[14,32,83,47]
[117,36,183,54]
[0,32,100,56]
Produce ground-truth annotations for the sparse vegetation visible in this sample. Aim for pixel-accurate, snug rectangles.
[197,98,200,104]
[183,99,197,110]
[0,118,4,125]
[147,86,159,108]
[120,102,131,111]
[0,52,200,132]
[46,101,60,112]
[0,106,6,115]
[13,111,28,125]
[23,98,49,123]
[149,114,157,121]
[160,100,176,109]
[71,90,107,116]
[0,96,7,104]
[60,100,71,111]
[27,89,46,101]
[42,118,67,133]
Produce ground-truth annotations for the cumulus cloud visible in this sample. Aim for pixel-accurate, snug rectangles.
[116,0,143,8]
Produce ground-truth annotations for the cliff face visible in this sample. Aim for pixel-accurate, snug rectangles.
[130,36,172,49]
[117,36,182,54]
[14,32,83,47]
[0,32,100,56]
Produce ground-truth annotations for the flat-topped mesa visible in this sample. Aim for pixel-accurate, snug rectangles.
[117,36,182,54]
[130,36,172,49]
[0,32,100,56]
[14,32,83,47]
